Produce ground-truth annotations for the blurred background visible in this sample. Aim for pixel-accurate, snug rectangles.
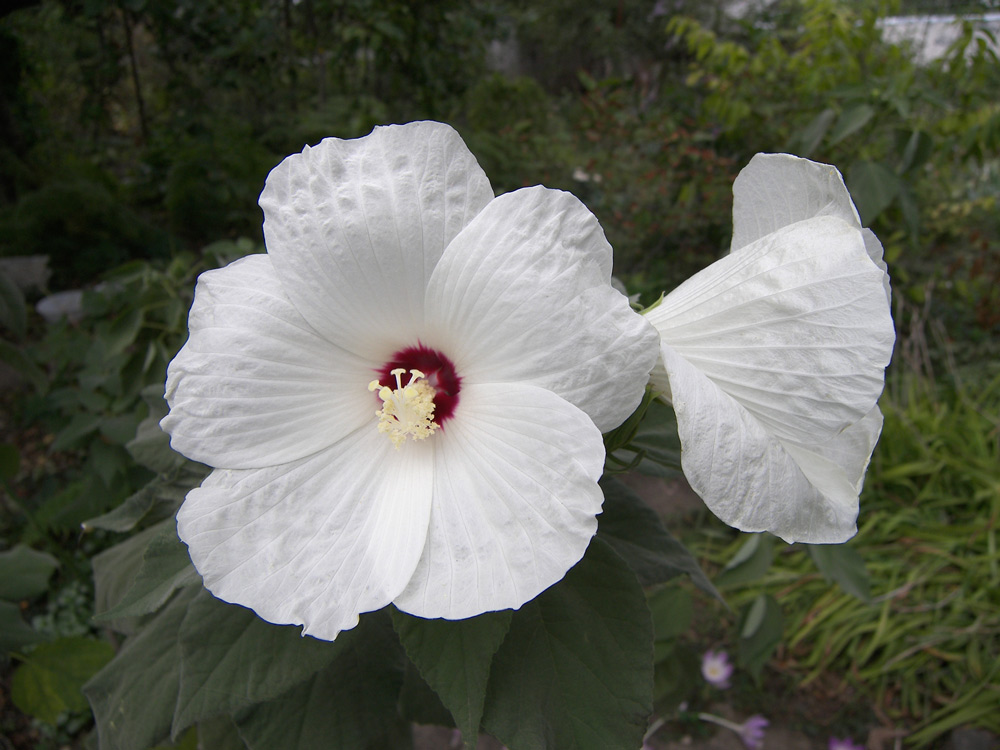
[0,1,997,748]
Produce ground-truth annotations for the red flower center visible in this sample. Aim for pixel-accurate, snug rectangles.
[375,345,461,425]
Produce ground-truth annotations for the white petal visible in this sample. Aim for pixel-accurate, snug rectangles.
[787,406,884,496]
[646,216,894,446]
[392,382,605,619]
[177,427,434,641]
[162,255,374,470]
[731,153,861,252]
[658,345,860,543]
[260,121,494,356]
[424,186,658,432]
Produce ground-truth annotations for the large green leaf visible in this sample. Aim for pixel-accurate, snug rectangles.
[171,589,344,735]
[91,520,171,633]
[234,612,407,750]
[84,587,197,750]
[392,607,511,744]
[481,539,653,750]
[0,545,60,602]
[96,525,200,621]
[12,636,115,724]
[598,477,721,600]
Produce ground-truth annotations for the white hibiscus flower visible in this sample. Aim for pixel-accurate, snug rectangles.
[161,121,658,640]
[644,153,895,544]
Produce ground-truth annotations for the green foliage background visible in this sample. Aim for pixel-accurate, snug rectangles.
[0,0,998,747]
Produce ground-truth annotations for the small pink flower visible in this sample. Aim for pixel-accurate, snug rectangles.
[701,649,733,689]
[829,738,864,750]
[738,715,769,750]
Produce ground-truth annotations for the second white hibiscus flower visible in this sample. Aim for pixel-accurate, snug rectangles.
[645,153,895,544]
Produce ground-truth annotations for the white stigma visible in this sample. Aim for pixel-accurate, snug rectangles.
[368,368,439,448]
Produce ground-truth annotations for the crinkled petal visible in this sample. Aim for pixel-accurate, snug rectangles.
[392,382,604,619]
[162,255,374,470]
[177,428,434,640]
[424,186,658,432]
[647,216,894,446]
[658,345,860,543]
[260,121,494,356]
[731,153,861,252]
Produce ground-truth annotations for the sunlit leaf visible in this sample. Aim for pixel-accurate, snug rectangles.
[12,636,115,724]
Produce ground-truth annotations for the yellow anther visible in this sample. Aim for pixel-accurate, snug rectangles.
[369,369,439,448]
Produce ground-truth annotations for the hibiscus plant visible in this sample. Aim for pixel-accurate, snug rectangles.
[80,121,893,750]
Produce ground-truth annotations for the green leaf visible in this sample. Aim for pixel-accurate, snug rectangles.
[12,636,115,724]
[85,587,197,750]
[897,129,933,174]
[792,107,836,157]
[397,660,455,728]
[604,387,657,455]
[648,586,693,644]
[0,600,44,652]
[807,543,871,602]
[612,399,682,477]
[84,464,206,533]
[481,539,653,750]
[0,339,47,391]
[827,104,875,146]
[713,534,774,589]
[0,545,60,601]
[51,413,104,452]
[0,270,27,340]
[91,520,171,632]
[99,307,144,356]
[234,612,406,750]
[392,607,511,743]
[847,160,901,225]
[127,386,188,474]
[196,717,247,750]
[737,594,783,682]
[598,477,721,600]
[97,526,199,621]
[171,589,344,735]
